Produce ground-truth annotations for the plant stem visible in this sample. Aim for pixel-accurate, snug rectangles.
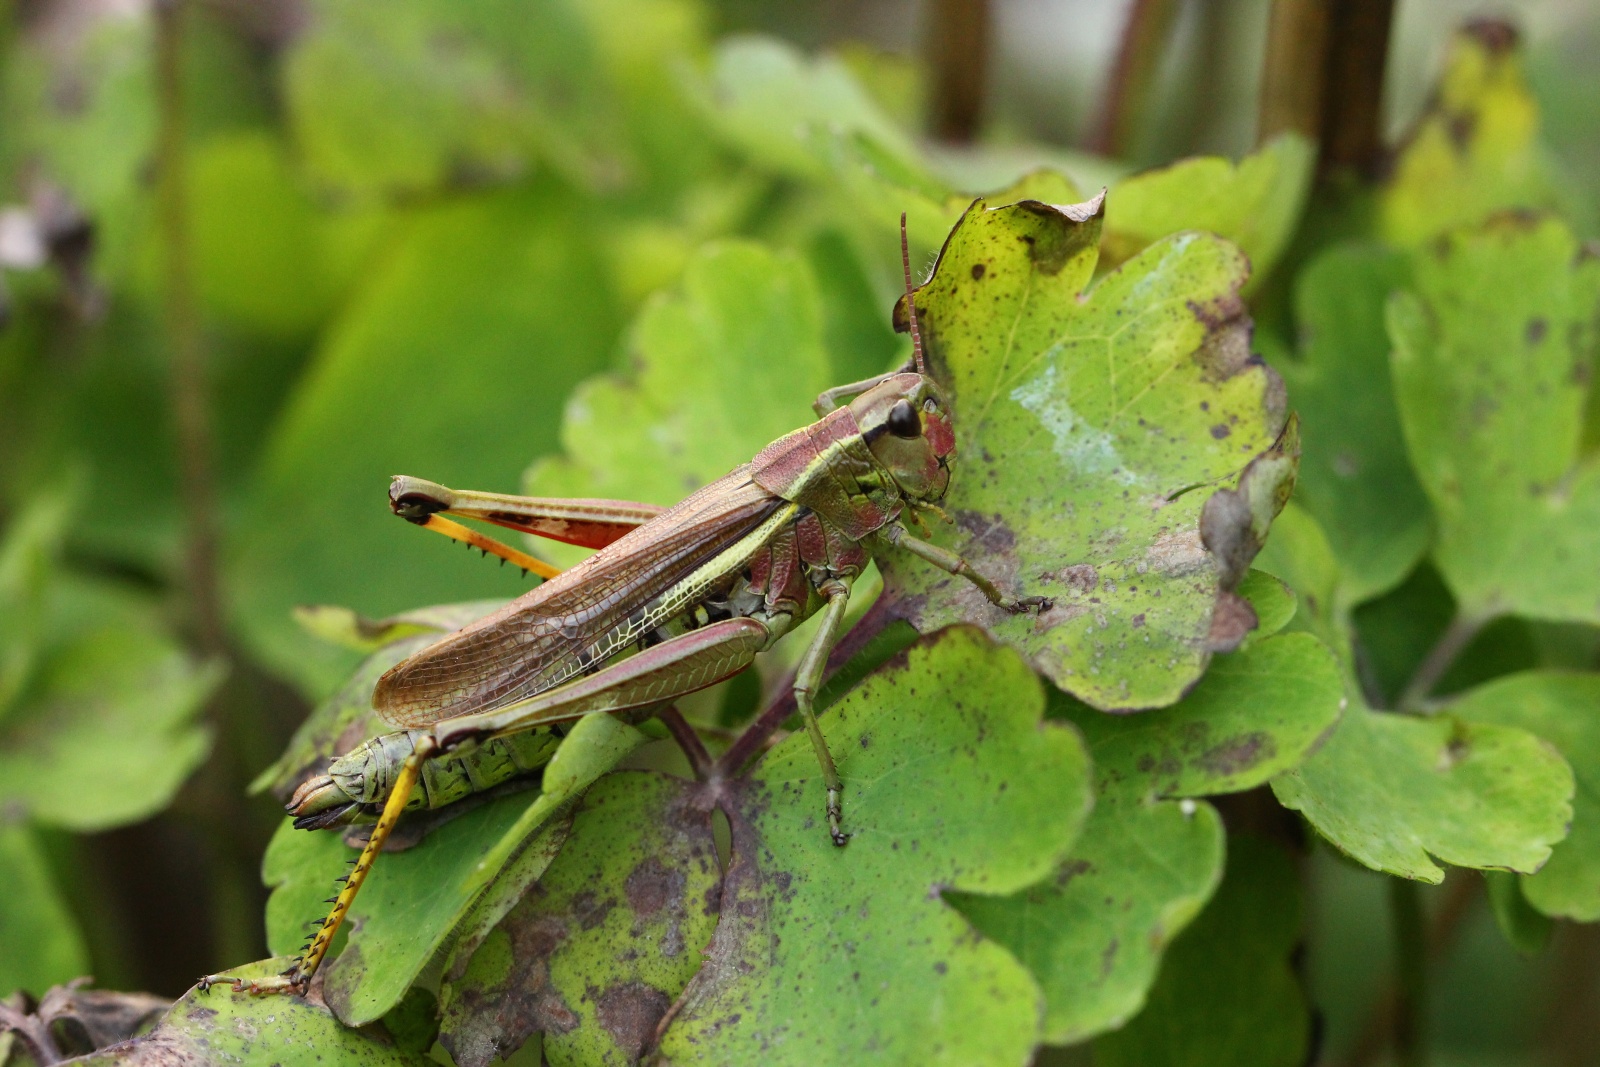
[657,705,713,781]
[716,690,799,778]
[1258,0,1331,145]
[155,0,224,656]
[1087,0,1182,158]
[1398,613,1487,711]
[1389,877,1428,1067]
[924,0,991,143]
[1344,873,1475,1067]
[1317,0,1397,177]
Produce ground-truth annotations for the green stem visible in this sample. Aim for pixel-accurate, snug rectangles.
[1398,612,1487,711]
[1087,0,1182,158]
[1258,0,1331,146]
[924,0,992,143]
[155,0,224,656]
[1317,0,1397,178]
[1389,877,1428,1067]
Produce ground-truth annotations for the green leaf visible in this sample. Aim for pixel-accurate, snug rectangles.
[0,823,88,998]
[956,632,1340,1042]
[283,0,621,197]
[956,793,1224,1044]
[1484,870,1553,955]
[1052,633,1344,799]
[232,184,620,694]
[155,131,387,336]
[1101,133,1315,292]
[1091,835,1310,1067]
[524,241,832,544]
[657,627,1092,1065]
[1452,672,1600,920]
[0,488,73,718]
[1252,501,1341,633]
[440,772,720,1067]
[263,710,648,1027]
[1273,243,1431,604]
[877,193,1293,709]
[693,37,926,186]
[1237,569,1297,650]
[1380,24,1568,248]
[1272,704,1574,883]
[0,587,220,832]
[1387,214,1600,623]
[687,37,961,250]
[68,960,430,1066]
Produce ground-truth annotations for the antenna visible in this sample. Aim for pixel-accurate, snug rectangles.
[900,212,926,376]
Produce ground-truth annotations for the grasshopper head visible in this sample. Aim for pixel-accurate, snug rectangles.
[853,372,955,505]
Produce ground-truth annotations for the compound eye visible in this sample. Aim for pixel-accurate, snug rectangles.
[887,399,921,439]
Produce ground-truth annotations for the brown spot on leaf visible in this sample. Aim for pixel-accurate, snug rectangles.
[1210,423,1231,440]
[971,263,986,280]
[595,981,672,1061]
[1055,859,1092,887]
[572,890,615,931]
[1059,564,1099,593]
[1197,731,1276,777]
[955,511,1019,554]
[624,857,685,919]
[1462,17,1518,52]
[1205,592,1258,653]
[1526,317,1547,344]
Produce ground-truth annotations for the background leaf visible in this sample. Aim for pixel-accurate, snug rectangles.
[1269,243,1431,604]
[283,0,620,197]
[0,823,88,998]
[1272,705,1573,883]
[1091,834,1310,1067]
[1452,672,1600,920]
[1387,213,1600,623]
[0,583,218,831]
[1101,132,1314,292]
[1380,23,1569,248]
[232,183,621,695]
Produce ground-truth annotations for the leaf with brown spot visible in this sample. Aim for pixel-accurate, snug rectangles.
[62,961,428,1066]
[655,627,1091,1066]
[953,630,1341,1043]
[878,192,1294,710]
[440,772,719,1067]
[261,708,648,1027]
[1388,213,1600,623]
[1379,22,1573,248]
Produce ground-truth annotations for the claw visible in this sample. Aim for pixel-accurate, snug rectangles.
[826,787,850,847]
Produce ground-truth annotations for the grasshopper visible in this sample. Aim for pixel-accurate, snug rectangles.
[206,217,1049,996]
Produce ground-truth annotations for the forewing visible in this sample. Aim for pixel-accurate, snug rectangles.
[372,469,783,727]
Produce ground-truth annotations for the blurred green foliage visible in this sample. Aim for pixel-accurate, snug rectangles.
[0,2,1597,1066]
